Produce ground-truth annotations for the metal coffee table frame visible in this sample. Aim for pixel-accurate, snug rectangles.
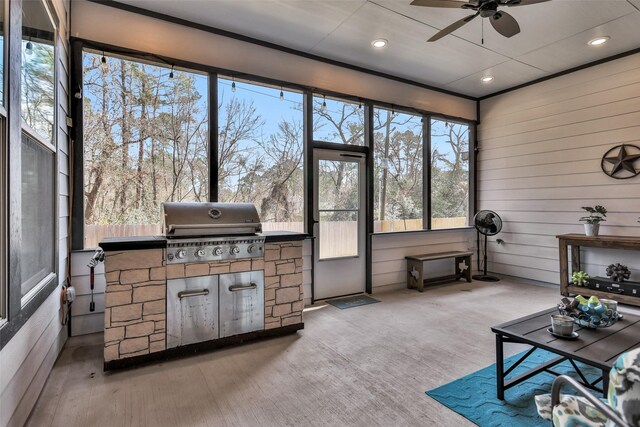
[492,307,640,400]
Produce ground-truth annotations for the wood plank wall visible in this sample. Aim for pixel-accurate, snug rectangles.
[371,229,475,292]
[478,53,640,285]
[0,1,70,426]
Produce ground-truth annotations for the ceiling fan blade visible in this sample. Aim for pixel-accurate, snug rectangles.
[428,13,478,42]
[410,0,469,8]
[490,11,520,38]
[503,0,551,6]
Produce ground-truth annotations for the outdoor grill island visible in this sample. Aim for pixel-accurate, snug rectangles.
[100,202,307,370]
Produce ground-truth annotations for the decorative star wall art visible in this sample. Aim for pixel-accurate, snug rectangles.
[601,144,640,179]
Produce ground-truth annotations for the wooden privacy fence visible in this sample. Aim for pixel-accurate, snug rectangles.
[85,217,467,250]
[85,224,162,248]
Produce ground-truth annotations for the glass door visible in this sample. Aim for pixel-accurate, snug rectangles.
[313,149,366,299]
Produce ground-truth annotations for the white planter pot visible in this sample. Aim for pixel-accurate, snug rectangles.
[584,223,600,237]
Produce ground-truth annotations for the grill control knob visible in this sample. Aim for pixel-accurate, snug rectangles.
[176,249,186,259]
[247,245,257,254]
[213,247,224,256]
[231,246,240,255]
[195,248,206,257]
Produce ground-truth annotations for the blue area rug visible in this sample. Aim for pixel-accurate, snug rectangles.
[426,349,602,427]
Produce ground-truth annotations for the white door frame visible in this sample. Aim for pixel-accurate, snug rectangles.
[312,148,366,300]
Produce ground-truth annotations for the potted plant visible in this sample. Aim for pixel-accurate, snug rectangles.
[579,205,607,236]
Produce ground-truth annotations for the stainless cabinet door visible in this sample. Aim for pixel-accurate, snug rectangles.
[219,271,265,338]
[167,276,219,348]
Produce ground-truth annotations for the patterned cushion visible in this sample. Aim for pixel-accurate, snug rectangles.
[536,346,640,427]
[535,394,607,427]
[607,346,640,427]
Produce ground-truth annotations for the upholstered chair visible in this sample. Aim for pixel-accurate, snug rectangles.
[535,347,640,427]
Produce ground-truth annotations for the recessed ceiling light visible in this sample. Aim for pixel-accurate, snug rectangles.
[371,39,388,49]
[481,76,494,83]
[588,36,610,46]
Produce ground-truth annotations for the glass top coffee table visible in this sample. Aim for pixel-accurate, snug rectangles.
[491,307,640,400]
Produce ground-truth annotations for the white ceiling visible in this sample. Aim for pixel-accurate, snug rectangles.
[117,0,640,98]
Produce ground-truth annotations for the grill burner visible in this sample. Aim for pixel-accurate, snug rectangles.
[166,236,265,264]
[162,202,265,264]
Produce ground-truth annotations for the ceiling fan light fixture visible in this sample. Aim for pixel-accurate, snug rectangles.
[588,36,610,46]
[481,75,494,83]
[371,39,388,49]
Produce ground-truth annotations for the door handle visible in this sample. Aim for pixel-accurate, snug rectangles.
[178,289,210,298]
[606,287,624,294]
[229,283,258,292]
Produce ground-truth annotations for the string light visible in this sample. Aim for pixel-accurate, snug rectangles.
[101,51,107,65]
[231,77,236,92]
[321,95,327,112]
[169,65,174,79]
[279,87,284,101]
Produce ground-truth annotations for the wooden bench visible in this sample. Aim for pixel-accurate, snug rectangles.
[405,251,473,292]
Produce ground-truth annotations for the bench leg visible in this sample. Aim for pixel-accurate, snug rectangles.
[407,259,424,292]
[407,260,424,292]
[464,255,472,282]
[455,256,472,283]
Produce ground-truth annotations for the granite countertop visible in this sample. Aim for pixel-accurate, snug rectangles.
[100,231,309,251]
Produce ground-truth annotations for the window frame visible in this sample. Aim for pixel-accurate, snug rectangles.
[371,105,426,233]
[18,0,58,306]
[428,116,473,232]
[0,0,8,324]
[216,75,306,232]
[0,0,60,351]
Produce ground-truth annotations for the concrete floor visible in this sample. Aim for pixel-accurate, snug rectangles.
[27,279,561,426]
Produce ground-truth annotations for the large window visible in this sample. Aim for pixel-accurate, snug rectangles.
[19,0,56,301]
[430,119,470,229]
[82,52,209,248]
[313,95,364,145]
[373,108,423,232]
[218,78,304,232]
[79,50,473,247]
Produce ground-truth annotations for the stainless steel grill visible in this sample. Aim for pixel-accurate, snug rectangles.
[162,202,266,349]
[162,202,265,264]
[162,202,262,238]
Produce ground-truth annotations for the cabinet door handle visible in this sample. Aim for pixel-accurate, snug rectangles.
[229,283,258,292]
[178,289,210,298]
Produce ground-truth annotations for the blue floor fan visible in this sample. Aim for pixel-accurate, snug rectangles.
[472,210,503,282]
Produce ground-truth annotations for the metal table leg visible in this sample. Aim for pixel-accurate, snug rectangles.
[602,369,610,398]
[496,333,505,400]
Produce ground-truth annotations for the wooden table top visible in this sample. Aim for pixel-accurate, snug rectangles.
[492,307,640,370]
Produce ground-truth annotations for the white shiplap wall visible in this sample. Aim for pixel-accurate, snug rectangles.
[0,1,70,426]
[69,239,314,335]
[372,229,476,293]
[478,53,640,285]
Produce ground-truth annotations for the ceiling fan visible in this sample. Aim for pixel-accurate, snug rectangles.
[410,0,551,42]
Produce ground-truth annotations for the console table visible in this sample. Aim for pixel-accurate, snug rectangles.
[557,234,640,307]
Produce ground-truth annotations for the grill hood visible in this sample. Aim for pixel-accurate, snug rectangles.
[162,202,262,237]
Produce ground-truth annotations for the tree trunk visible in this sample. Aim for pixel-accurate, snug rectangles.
[119,61,130,212]
[380,111,392,221]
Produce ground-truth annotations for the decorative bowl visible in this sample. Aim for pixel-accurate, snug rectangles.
[557,305,621,329]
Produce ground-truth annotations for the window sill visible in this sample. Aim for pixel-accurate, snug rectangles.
[0,273,59,351]
[371,226,474,237]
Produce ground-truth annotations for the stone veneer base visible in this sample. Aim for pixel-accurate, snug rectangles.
[104,323,304,371]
